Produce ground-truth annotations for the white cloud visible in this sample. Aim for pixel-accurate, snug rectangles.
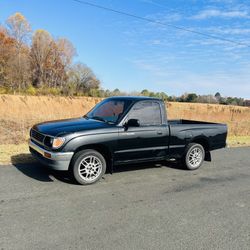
[159,71,250,98]
[132,59,171,77]
[192,9,249,19]
[144,11,183,23]
[139,0,169,9]
[209,27,250,35]
[131,58,250,98]
[151,39,162,45]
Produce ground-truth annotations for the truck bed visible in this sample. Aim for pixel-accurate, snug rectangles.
[168,119,221,125]
[167,119,227,157]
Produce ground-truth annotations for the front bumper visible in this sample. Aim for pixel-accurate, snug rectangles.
[28,139,74,171]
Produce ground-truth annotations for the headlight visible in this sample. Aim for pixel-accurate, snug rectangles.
[52,137,65,149]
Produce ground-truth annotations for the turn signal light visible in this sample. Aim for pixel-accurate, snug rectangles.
[44,152,51,158]
[52,137,65,149]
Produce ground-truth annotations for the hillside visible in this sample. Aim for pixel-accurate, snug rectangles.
[1,94,249,139]
[0,94,250,163]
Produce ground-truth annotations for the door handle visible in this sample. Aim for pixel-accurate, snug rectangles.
[157,131,163,135]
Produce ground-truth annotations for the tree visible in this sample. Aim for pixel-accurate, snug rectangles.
[30,30,68,88]
[141,89,150,96]
[113,88,120,96]
[196,95,217,104]
[0,27,16,87]
[30,30,53,87]
[6,12,31,90]
[186,93,198,102]
[6,12,31,44]
[215,92,221,98]
[155,92,168,101]
[215,92,221,103]
[56,38,76,69]
[66,63,100,95]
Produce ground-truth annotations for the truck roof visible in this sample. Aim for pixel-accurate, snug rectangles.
[106,96,163,102]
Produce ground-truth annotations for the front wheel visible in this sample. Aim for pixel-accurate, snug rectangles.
[70,149,106,185]
[183,143,205,170]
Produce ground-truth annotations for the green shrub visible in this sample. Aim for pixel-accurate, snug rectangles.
[26,85,36,95]
[48,87,61,95]
[37,87,61,96]
[0,86,8,94]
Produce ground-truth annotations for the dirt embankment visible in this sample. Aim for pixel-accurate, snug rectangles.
[0,94,250,145]
[0,95,101,144]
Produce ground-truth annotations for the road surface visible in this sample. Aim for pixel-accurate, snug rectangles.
[0,147,250,250]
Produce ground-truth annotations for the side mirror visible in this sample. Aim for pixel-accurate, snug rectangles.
[125,119,140,128]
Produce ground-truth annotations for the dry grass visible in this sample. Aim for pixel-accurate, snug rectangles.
[0,94,250,164]
[0,143,32,165]
[0,94,101,145]
[227,136,250,147]
[167,102,250,136]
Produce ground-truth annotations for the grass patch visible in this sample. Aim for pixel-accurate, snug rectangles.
[0,144,34,165]
[227,136,250,147]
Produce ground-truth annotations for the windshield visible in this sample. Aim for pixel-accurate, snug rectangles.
[86,99,132,123]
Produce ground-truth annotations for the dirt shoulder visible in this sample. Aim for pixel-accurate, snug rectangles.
[0,144,33,165]
[226,136,250,147]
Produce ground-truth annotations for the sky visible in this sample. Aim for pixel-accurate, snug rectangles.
[1,0,250,98]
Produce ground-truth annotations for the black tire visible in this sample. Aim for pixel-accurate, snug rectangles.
[183,143,205,170]
[70,149,106,185]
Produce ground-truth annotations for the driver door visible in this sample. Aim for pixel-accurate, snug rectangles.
[114,100,169,164]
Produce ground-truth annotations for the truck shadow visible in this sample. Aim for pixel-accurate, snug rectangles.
[114,161,185,173]
[11,153,185,185]
[11,154,75,184]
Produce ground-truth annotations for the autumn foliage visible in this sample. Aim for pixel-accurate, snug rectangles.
[0,12,100,95]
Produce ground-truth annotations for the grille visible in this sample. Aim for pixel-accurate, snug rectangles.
[31,129,45,144]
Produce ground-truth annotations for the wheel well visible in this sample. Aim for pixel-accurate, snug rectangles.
[191,138,210,151]
[73,144,113,172]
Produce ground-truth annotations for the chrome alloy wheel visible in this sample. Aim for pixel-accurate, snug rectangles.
[188,147,203,168]
[78,155,103,182]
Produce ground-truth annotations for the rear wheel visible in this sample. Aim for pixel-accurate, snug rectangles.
[183,143,205,170]
[70,149,106,185]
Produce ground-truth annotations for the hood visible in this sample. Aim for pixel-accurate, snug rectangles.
[33,117,111,136]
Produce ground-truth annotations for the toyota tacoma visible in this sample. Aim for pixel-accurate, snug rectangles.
[29,96,227,185]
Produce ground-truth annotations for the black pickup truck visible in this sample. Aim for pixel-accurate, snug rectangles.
[29,96,227,185]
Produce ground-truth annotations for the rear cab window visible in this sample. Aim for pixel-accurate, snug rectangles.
[127,101,162,126]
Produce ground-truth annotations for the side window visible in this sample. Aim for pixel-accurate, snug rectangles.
[128,101,162,126]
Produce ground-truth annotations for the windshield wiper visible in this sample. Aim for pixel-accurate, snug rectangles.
[90,116,115,124]
[83,114,89,119]
[90,116,107,122]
